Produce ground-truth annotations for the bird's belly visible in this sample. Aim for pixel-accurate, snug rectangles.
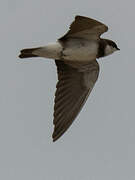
[62,40,98,61]
[34,42,63,59]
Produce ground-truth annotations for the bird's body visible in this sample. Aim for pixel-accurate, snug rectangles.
[19,15,120,141]
[31,39,98,62]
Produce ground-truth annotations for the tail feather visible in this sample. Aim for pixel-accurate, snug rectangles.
[19,47,41,58]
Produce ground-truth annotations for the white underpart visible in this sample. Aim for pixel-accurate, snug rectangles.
[105,45,117,56]
[62,39,98,61]
[33,42,63,59]
[33,39,98,62]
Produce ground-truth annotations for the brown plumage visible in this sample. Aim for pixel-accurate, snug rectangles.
[53,60,99,141]
[19,15,120,142]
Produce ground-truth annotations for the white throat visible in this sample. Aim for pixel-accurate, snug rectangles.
[105,45,117,56]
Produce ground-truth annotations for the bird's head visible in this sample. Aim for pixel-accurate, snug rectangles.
[104,39,120,56]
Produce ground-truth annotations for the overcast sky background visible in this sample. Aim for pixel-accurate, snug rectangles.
[1,0,135,179]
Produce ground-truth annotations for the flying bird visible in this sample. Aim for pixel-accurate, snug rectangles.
[19,15,120,142]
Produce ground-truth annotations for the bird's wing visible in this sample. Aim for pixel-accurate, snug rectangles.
[59,15,108,41]
[53,60,99,141]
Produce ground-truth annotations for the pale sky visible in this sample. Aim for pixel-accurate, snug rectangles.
[1,0,135,179]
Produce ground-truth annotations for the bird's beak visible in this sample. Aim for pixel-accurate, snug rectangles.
[117,47,120,50]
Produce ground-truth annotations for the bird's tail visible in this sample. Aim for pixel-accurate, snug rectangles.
[19,47,41,58]
[19,42,62,59]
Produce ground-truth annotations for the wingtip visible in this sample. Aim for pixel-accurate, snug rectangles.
[52,133,59,142]
[52,138,56,142]
[18,54,24,58]
[52,131,63,142]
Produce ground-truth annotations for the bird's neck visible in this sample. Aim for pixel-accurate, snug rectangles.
[97,39,107,58]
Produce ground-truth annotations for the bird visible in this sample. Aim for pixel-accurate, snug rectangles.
[19,15,120,142]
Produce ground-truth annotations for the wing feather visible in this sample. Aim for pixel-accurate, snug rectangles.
[59,15,108,40]
[52,60,99,141]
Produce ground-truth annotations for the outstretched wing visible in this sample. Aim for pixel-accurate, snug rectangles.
[59,15,108,41]
[52,60,99,141]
